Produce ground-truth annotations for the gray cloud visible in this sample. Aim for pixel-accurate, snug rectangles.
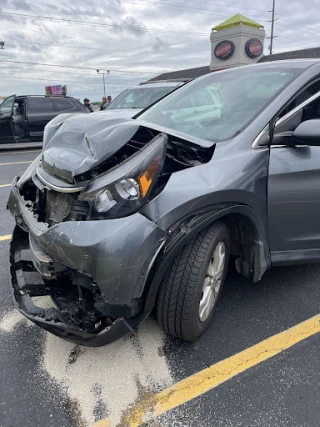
[11,0,31,10]
[0,0,319,100]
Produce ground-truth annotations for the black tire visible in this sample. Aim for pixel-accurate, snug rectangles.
[156,221,230,341]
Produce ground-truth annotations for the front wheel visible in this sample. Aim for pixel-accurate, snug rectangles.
[156,221,230,341]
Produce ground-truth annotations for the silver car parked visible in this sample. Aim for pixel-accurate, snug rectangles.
[8,59,320,346]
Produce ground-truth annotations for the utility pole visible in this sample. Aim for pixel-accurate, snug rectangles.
[97,69,109,98]
[102,73,106,98]
[269,0,276,55]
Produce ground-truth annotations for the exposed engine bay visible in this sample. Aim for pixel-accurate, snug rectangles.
[19,124,215,226]
[9,120,215,343]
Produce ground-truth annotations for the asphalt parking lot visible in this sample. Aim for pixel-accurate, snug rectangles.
[0,149,319,427]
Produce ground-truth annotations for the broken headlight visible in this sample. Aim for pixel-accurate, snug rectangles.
[79,133,167,218]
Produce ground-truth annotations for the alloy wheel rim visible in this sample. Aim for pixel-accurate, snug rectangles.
[199,241,226,323]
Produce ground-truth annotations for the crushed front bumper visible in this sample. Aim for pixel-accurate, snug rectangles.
[7,178,166,346]
[10,226,134,346]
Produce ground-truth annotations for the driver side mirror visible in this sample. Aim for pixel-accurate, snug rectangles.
[271,120,320,147]
[291,119,320,146]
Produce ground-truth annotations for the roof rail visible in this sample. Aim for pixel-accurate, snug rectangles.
[15,95,73,98]
[139,78,193,85]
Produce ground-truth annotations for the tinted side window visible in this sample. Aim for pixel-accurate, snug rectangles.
[275,79,320,135]
[28,98,54,113]
[278,80,320,119]
[52,98,76,112]
[0,96,15,115]
[71,100,88,112]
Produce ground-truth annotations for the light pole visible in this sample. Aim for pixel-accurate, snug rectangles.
[96,69,109,98]
[269,0,277,55]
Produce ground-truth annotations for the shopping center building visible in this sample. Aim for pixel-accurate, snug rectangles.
[149,13,320,82]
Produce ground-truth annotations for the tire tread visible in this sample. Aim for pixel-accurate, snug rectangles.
[156,221,229,341]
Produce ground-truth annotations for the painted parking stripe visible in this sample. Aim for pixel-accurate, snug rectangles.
[0,184,11,188]
[0,234,12,241]
[0,161,32,166]
[95,314,320,427]
[0,150,41,155]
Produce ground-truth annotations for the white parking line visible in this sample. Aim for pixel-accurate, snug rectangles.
[0,184,11,188]
[0,161,32,166]
[0,150,41,155]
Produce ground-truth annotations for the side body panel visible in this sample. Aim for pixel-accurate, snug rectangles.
[268,145,320,254]
[0,115,15,142]
[141,134,271,275]
[27,98,57,139]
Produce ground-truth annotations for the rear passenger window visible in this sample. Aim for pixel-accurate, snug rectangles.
[279,80,320,119]
[28,98,54,113]
[274,79,320,136]
[52,98,76,112]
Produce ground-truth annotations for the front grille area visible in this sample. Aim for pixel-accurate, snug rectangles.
[46,190,75,223]
[44,190,90,226]
[19,179,90,227]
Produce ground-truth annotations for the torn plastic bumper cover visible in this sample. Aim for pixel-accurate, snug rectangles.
[10,226,134,346]
[8,179,166,346]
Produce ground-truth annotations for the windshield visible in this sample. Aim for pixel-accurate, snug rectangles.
[137,66,301,141]
[105,86,177,110]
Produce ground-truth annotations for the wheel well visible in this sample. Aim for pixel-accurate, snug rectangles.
[142,210,267,315]
[222,213,261,280]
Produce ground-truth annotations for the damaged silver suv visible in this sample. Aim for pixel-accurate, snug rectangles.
[8,59,320,346]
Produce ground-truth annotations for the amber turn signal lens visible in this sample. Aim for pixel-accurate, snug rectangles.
[138,156,161,199]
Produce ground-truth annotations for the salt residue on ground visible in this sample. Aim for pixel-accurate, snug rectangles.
[0,309,26,332]
[42,319,172,426]
[0,296,54,332]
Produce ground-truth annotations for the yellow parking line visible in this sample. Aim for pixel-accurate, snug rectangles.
[0,150,41,155]
[0,161,32,166]
[0,184,11,188]
[94,314,320,427]
[0,234,12,241]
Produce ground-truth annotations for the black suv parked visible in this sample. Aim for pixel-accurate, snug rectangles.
[0,95,88,143]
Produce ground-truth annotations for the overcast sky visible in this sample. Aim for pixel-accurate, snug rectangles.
[0,0,319,102]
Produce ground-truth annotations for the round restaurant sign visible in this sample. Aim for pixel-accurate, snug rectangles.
[245,38,263,58]
[214,40,235,60]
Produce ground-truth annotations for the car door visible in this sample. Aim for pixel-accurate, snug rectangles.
[267,80,320,261]
[0,95,16,143]
[27,97,57,140]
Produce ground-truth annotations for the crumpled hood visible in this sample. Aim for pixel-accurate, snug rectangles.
[94,108,142,119]
[41,111,215,184]
[42,113,141,180]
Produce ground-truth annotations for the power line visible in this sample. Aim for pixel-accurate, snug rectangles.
[5,39,209,57]
[168,0,269,12]
[0,59,159,75]
[278,14,320,29]
[0,11,209,36]
[276,21,320,38]
[0,64,144,79]
[6,40,150,54]
[123,0,269,14]
[0,75,136,85]
[278,35,318,50]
